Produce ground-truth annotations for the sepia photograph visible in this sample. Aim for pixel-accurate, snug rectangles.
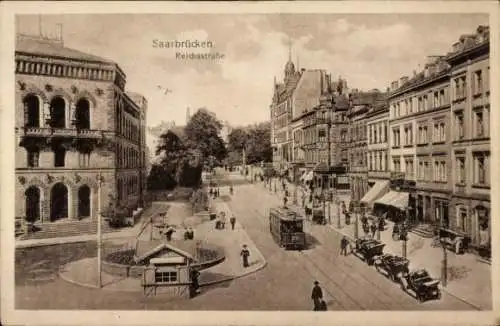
[1,2,499,326]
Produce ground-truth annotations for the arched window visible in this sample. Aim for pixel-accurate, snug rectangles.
[23,94,40,127]
[50,96,66,128]
[75,98,91,129]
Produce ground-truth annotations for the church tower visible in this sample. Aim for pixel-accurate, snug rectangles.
[284,38,295,82]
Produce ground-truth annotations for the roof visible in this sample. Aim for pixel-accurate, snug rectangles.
[16,35,115,64]
[135,239,196,263]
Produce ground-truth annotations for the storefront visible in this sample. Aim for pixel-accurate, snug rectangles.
[360,180,390,210]
[372,175,415,223]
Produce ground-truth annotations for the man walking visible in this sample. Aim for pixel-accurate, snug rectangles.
[311,281,323,311]
[340,236,349,256]
[230,216,236,230]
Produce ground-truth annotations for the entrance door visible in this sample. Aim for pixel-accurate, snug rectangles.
[78,185,91,218]
[50,183,68,221]
[25,186,41,222]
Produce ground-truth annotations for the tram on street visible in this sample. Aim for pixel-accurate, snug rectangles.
[269,207,306,250]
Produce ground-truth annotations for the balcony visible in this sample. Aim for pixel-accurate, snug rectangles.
[368,170,391,179]
[17,127,104,139]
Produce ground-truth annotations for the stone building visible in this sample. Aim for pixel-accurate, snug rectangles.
[15,33,147,224]
[270,52,301,174]
[387,56,452,228]
[347,90,386,203]
[361,96,390,209]
[446,25,490,250]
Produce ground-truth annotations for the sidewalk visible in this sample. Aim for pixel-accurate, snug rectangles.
[15,204,170,249]
[58,199,266,292]
[328,217,492,310]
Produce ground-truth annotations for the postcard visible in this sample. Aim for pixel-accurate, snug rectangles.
[1,1,499,326]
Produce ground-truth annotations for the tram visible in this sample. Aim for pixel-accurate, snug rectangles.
[269,207,306,250]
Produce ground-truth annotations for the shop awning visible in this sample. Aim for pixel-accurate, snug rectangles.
[374,191,409,210]
[360,180,390,207]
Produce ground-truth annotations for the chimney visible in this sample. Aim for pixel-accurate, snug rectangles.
[391,80,399,90]
[400,76,409,85]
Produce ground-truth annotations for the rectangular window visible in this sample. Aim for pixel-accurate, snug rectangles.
[54,147,66,167]
[79,151,91,167]
[424,161,430,181]
[27,149,40,168]
[155,271,178,283]
[455,111,465,140]
[433,92,439,108]
[456,156,466,184]
[473,153,487,185]
[418,160,424,180]
[475,111,484,137]
[474,70,483,94]
[423,95,428,110]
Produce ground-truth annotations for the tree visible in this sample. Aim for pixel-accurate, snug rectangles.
[227,128,248,153]
[184,108,227,162]
[246,122,272,164]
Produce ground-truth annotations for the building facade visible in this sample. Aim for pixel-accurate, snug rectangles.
[447,26,490,249]
[388,56,452,227]
[270,55,301,174]
[347,90,386,202]
[16,34,147,223]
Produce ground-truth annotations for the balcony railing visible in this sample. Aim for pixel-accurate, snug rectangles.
[368,170,391,179]
[18,127,104,139]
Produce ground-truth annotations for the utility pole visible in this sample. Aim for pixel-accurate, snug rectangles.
[96,173,104,289]
[354,203,359,240]
[441,240,448,287]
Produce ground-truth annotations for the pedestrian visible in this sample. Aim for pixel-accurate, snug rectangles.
[240,244,250,268]
[190,268,200,298]
[183,228,190,240]
[311,281,323,311]
[209,188,213,196]
[283,196,288,207]
[230,216,236,230]
[165,226,175,241]
[340,236,349,256]
[229,185,234,196]
[188,227,195,240]
[370,222,377,238]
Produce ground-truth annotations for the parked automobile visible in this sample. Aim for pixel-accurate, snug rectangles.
[374,254,410,281]
[353,238,385,265]
[400,269,441,302]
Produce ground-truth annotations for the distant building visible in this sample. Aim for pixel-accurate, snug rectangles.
[15,33,147,224]
[270,49,301,174]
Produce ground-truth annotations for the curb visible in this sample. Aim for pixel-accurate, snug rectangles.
[326,224,486,311]
[16,233,134,249]
[218,200,268,269]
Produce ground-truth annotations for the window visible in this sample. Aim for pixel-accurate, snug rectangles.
[27,148,39,168]
[473,70,483,94]
[433,92,439,108]
[424,161,430,181]
[455,111,464,140]
[433,160,446,182]
[417,97,423,112]
[456,156,465,184]
[408,98,413,114]
[433,122,446,142]
[373,127,377,144]
[405,158,414,179]
[418,160,424,180]
[393,158,401,172]
[423,95,428,110]
[474,111,484,137]
[454,76,467,99]
[392,128,400,147]
[79,150,91,167]
[439,89,445,106]
[155,271,178,283]
[458,208,468,233]
[473,152,488,185]
[54,146,66,167]
[318,129,326,142]
[404,125,413,146]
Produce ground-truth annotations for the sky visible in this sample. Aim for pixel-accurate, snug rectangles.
[17,14,488,141]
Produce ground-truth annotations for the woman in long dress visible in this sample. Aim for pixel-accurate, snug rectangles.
[240,244,250,267]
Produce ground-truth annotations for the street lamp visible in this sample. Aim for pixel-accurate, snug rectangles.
[335,195,341,229]
[439,229,448,287]
[96,173,104,288]
[354,202,359,240]
[401,209,409,259]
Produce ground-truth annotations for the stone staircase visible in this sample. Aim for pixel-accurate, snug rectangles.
[409,223,435,238]
[19,219,115,240]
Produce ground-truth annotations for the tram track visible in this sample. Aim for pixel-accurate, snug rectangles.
[228,195,366,310]
[238,185,483,311]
